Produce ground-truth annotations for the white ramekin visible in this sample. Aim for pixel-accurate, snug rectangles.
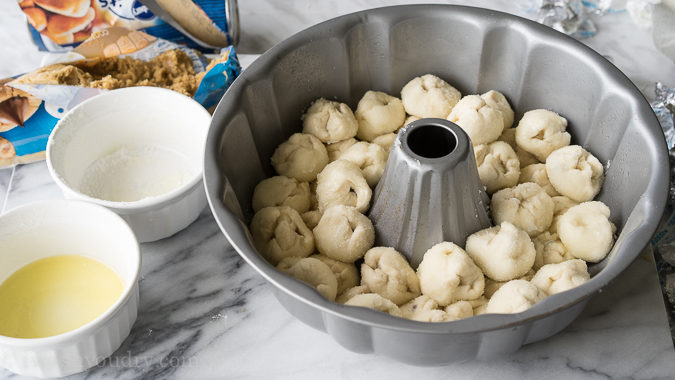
[0,200,141,378]
[46,87,211,243]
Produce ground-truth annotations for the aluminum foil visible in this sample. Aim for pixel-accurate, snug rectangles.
[650,82,675,343]
[534,0,598,37]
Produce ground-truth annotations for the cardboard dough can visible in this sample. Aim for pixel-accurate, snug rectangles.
[18,0,240,52]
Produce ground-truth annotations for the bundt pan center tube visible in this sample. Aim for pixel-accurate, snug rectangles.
[369,118,491,268]
[204,5,668,365]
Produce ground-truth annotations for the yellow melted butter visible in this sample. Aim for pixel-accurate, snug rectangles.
[0,255,124,339]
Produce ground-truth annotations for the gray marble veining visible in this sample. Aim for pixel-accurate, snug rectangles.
[0,0,674,378]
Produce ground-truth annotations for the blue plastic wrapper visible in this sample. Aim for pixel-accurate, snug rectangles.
[0,29,240,168]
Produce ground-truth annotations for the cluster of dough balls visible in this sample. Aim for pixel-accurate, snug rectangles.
[248,74,617,321]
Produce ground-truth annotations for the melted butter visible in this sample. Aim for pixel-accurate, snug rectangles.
[0,255,124,339]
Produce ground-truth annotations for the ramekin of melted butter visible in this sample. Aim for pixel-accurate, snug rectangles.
[0,255,124,339]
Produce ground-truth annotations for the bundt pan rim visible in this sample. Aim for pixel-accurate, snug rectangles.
[204,4,668,357]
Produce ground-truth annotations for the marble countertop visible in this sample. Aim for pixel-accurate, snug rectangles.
[1,1,675,379]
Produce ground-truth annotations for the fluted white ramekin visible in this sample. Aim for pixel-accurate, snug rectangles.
[46,87,211,243]
[0,200,141,378]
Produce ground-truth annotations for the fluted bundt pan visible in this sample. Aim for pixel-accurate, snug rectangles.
[369,119,491,268]
[204,5,668,365]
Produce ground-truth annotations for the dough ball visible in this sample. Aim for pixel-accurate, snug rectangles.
[515,109,570,162]
[355,90,406,141]
[531,259,590,295]
[361,247,421,305]
[474,141,520,193]
[312,254,359,295]
[533,231,574,270]
[372,132,397,154]
[400,295,449,322]
[497,128,540,168]
[481,90,514,129]
[302,98,358,143]
[557,201,615,262]
[339,141,387,187]
[250,206,314,265]
[545,145,604,202]
[301,210,322,230]
[344,293,403,317]
[271,133,329,182]
[491,183,554,237]
[519,163,559,197]
[485,279,546,314]
[417,242,485,306]
[483,270,535,298]
[400,74,462,118]
[444,300,474,321]
[313,205,374,263]
[277,257,338,301]
[326,137,357,162]
[252,176,311,213]
[336,285,369,304]
[448,95,504,145]
[466,222,536,281]
[549,195,578,233]
[316,160,372,213]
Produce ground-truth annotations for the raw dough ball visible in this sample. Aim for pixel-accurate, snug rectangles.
[515,109,570,162]
[339,141,387,187]
[316,160,372,213]
[486,279,546,314]
[301,210,322,230]
[546,145,604,202]
[481,90,514,129]
[277,257,338,301]
[533,231,574,270]
[336,285,369,304]
[557,201,615,262]
[417,242,485,306]
[400,295,449,322]
[271,133,329,182]
[361,247,421,305]
[400,74,462,118]
[549,196,578,233]
[326,137,357,162]
[355,90,406,141]
[312,254,359,295]
[519,163,559,197]
[252,176,311,213]
[372,133,397,154]
[466,222,536,281]
[531,259,590,295]
[483,270,535,298]
[444,300,474,320]
[313,205,374,263]
[302,98,358,143]
[498,128,540,168]
[250,206,314,265]
[448,95,504,145]
[344,293,403,317]
[474,141,520,193]
[491,183,554,237]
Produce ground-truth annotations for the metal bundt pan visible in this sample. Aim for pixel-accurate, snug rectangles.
[204,5,668,365]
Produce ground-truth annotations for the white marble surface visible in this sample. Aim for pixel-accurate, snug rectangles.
[1,1,675,379]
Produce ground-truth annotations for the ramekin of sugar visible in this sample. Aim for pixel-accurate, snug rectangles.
[47,87,211,242]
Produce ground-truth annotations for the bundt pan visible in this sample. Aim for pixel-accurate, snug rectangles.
[204,5,668,365]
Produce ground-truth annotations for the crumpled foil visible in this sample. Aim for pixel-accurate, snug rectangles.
[534,0,598,37]
[650,82,675,344]
[651,82,675,199]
